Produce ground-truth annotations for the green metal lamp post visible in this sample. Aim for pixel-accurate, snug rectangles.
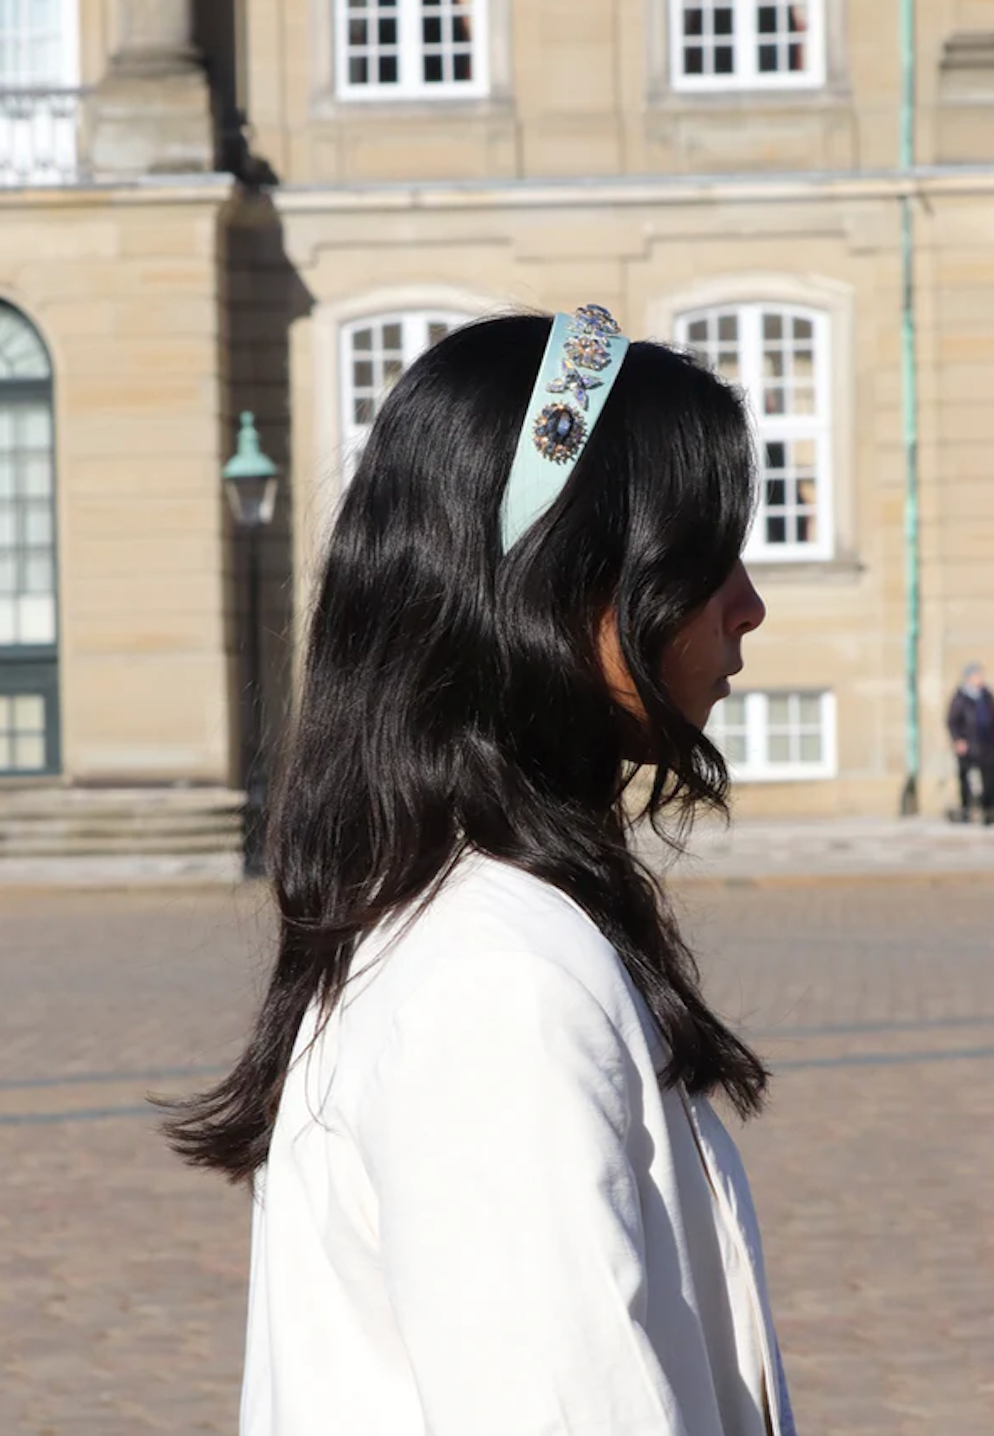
[223,412,279,877]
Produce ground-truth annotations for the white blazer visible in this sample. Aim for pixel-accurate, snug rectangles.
[241,853,794,1436]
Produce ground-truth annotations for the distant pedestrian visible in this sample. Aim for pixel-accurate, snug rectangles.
[164,307,797,1435]
[947,662,994,823]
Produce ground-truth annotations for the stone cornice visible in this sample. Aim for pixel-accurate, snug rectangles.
[0,175,236,209]
[273,166,994,216]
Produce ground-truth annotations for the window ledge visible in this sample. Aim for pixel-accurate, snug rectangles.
[746,554,864,583]
[729,769,837,784]
[648,83,851,112]
[311,91,513,124]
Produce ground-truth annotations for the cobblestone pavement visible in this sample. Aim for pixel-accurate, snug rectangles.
[2,878,993,1435]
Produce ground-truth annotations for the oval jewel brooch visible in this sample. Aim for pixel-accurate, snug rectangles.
[533,402,586,463]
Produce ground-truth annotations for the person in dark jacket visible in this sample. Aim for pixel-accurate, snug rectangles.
[947,662,994,822]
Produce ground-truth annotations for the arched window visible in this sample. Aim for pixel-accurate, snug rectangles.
[676,301,833,561]
[669,0,825,90]
[339,309,467,473]
[0,301,59,774]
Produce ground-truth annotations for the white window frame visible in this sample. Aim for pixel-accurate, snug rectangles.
[708,690,837,782]
[339,309,468,476]
[334,0,490,101]
[675,301,833,563]
[0,0,81,186]
[669,0,826,92]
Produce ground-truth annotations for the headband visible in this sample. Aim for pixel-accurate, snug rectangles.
[500,303,631,552]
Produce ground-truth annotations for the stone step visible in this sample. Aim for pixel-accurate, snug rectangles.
[0,831,244,858]
[0,786,247,859]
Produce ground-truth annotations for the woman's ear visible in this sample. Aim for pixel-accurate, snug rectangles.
[596,608,646,724]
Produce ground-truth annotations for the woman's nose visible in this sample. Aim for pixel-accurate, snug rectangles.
[732,561,766,635]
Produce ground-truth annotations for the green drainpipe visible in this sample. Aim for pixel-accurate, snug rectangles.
[899,0,920,816]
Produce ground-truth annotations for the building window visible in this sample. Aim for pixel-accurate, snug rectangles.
[0,301,59,775]
[335,0,488,99]
[670,1,825,90]
[708,690,836,781]
[0,0,81,186]
[340,310,465,470]
[676,302,832,561]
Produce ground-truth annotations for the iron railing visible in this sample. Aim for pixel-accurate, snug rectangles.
[0,87,90,188]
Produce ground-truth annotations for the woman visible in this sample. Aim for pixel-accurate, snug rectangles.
[166,307,794,1435]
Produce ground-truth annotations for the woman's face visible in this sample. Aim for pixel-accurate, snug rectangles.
[599,560,766,732]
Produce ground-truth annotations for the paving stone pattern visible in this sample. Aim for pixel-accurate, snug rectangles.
[2,879,993,1435]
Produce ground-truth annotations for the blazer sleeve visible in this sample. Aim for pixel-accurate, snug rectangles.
[947,691,968,742]
[355,946,689,1436]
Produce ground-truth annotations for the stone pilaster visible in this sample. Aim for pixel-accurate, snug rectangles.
[937,32,994,163]
[88,0,213,177]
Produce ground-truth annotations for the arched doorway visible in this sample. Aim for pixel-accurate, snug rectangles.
[0,302,59,775]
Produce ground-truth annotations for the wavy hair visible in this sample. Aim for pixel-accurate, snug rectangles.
[163,314,768,1181]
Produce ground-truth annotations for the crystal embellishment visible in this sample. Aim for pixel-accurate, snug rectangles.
[533,402,587,463]
[547,360,603,411]
[530,303,621,464]
[573,303,621,338]
[564,335,611,371]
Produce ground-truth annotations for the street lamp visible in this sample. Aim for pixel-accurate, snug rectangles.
[223,411,279,877]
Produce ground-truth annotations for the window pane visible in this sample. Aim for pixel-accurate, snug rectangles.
[23,456,52,496]
[767,695,791,726]
[799,732,822,762]
[25,552,53,593]
[17,595,55,643]
[683,47,704,74]
[379,16,397,42]
[725,733,748,763]
[688,320,708,344]
[766,515,787,543]
[349,18,367,43]
[723,694,747,726]
[453,51,472,80]
[799,695,822,724]
[768,734,792,763]
[354,397,375,425]
[684,7,704,36]
[718,314,738,342]
[424,53,443,82]
[349,55,369,83]
[353,328,373,351]
[13,733,45,770]
[428,321,450,346]
[423,15,442,42]
[12,693,44,731]
[378,53,398,82]
[715,46,734,72]
[24,504,52,546]
[353,360,374,388]
[383,323,402,350]
[383,357,404,384]
[763,313,783,341]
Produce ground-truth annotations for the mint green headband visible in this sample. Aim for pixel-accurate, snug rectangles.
[500,304,631,552]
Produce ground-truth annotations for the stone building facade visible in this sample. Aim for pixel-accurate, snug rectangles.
[2,0,994,824]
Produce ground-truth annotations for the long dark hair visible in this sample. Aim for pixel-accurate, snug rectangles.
[164,313,767,1182]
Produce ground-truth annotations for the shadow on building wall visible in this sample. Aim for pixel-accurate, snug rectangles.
[220,190,313,801]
